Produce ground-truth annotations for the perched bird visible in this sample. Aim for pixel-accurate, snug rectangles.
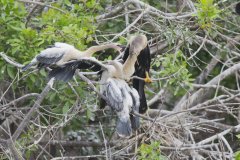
[53,58,140,137]
[121,34,151,114]
[47,35,150,136]
[22,42,122,71]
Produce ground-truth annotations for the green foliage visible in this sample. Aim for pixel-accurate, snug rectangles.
[0,0,102,135]
[235,135,240,160]
[154,50,194,96]
[138,141,167,160]
[17,125,38,160]
[195,0,221,29]
[235,151,240,160]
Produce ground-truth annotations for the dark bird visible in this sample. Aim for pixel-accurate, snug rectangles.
[22,42,121,72]
[50,45,144,136]
[121,34,151,114]
[236,2,240,15]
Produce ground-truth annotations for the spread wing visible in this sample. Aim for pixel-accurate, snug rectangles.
[48,58,106,82]
[37,42,75,65]
[22,42,76,71]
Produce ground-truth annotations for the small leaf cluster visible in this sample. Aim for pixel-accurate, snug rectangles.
[138,141,167,160]
[154,51,194,95]
[195,0,221,29]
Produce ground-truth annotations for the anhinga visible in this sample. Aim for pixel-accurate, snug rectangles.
[40,35,150,136]
[22,42,121,71]
[48,35,151,135]
[53,58,140,137]
[121,35,151,114]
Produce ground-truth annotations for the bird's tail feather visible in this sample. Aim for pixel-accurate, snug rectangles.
[130,114,140,131]
[139,93,148,114]
[133,79,148,114]
[116,118,132,137]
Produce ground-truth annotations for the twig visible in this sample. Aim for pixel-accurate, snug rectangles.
[16,0,66,14]
[10,78,55,142]
[110,8,149,42]
[99,122,109,160]
[96,0,132,20]
[0,52,23,68]
[38,140,114,147]
[0,93,39,112]
[51,155,107,160]
[197,124,240,145]
[77,72,107,101]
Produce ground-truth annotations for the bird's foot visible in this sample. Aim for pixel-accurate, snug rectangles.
[144,71,152,83]
[50,86,59,93]
[48,78,59,93]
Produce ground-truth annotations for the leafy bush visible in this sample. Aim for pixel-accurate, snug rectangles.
[138,141,167,160]
[195,0,221,29]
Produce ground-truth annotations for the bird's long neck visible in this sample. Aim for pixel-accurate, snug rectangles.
[83,44,121,57]
[109,61,124,79]
[73,49,84,59]
[123,54,138,78]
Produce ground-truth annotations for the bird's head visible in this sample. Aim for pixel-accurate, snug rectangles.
[129,35,148,57]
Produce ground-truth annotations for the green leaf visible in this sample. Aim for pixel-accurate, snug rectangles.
[39,69,46,77]
[62,104,69,114]
[1,65,6,74]
[29,75,35,82]
[7,66,15,79]
[25,149,31,160]
[236,134,240,139]
[235,151,240,160]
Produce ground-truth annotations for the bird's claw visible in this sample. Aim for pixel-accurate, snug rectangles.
[144,72,152,83]
[48,78,59,93]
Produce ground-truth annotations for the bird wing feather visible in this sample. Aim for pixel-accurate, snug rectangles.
[104,79,124,112]
[36,48,65,64]
[48,58,106,82]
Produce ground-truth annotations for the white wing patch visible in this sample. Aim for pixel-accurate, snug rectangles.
[39,48,65,58]
[54,42,75,49]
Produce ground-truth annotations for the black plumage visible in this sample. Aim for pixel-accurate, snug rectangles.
[236,2,240,15]
[121,44,151,114]
[48,58,102,82]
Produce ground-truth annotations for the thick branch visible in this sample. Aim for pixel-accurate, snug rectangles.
[174,63,240,111]
[10,78,54,141]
